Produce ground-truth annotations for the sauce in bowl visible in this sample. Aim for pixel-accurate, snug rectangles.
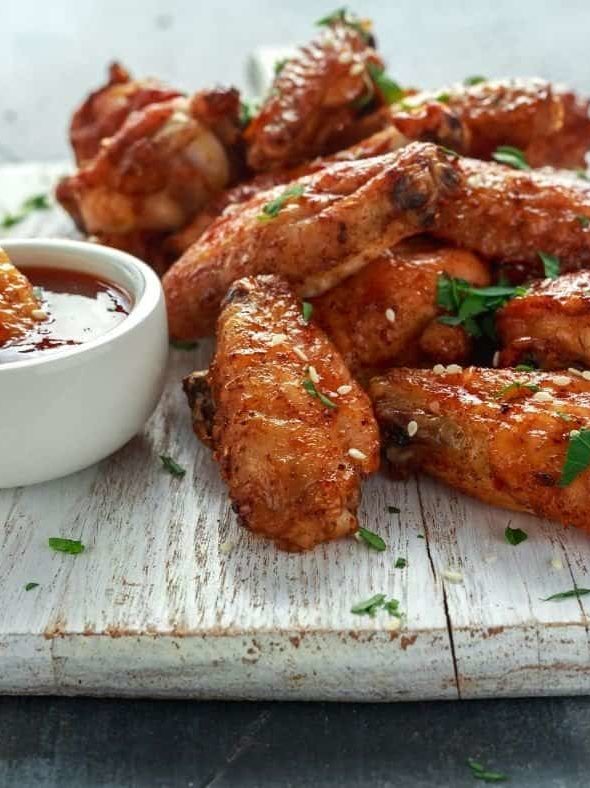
[0,266,132,364]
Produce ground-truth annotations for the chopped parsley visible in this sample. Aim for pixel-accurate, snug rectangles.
[170,339,198,351]
[467,758,508,783]
[301,301,313,323]
[437,275,526,339]
[576,169,590,181]
[48,537,85,555]
[542,586,590,602]
[384,598,402,617]
[435,91,451,103]
[316,8,373,43]
[357,526,386,551]
[258,184,305,220]
[2,193,50,228]
[495,381,540,399]
[538,251,560,279]
[366,63,404,105]
[159,455,186,478]
[274,58,288,76]
[491,145,531,171]
[351,593,386,616]
[387,505,401,514]
[464,75,487,86]
[514,363,536,372]
[239,100,257,128]
[25,582,39,591]
[576,215,590,229]
[394,557,407,569]
[302,378,337,409]
[559,428,590,486]
[504,525,528,546]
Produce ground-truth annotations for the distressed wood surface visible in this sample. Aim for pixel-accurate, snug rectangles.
[0,163,589,701]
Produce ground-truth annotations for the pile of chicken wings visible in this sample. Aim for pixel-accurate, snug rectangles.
[58,10,590,550]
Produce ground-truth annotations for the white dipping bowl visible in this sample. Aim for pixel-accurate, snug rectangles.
[0,239,168,488]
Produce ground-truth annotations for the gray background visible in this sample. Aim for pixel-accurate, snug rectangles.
[2,2,590,786]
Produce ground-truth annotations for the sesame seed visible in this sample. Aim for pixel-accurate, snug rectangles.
[568,367,584,378]
[492,351,500,368]
[407,420,418,437]
[269,333,288,346]
[308,365,320,384]
[446,364,463,374]
[532,390,553,403]
[551,557,564,570]
[349,62,365,76]
[219,539,236,555]
[442,569,463,584]
[553,375,571,387]
[583,371,590,381]
[293,346,308,362]
[570,429,581,438]
[348,448,367,461]
[337,384,352,396]
[31,309,47,321]
[433,364,446,375]
[338,51,353,64]
[385,308,396,323]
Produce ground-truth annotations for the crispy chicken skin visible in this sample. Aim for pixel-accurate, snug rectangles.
[497,270,590,369]
[183,275,379,551]
[370,367,590,532]
[164,143,459,339]
[312,241,490,377]
[525,89,590,170]
[245,19,385,171]
[69,62,182,166]
[56,90,241,238]
[0,248,44,346]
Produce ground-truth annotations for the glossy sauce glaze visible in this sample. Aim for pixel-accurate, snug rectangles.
[0,266,132,364]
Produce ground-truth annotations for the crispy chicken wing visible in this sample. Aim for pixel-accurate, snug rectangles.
[69,62,182,166]
[312,240,490,378]
[497,270,590,369]
[0,247,45,346]
[183,274,379,551]
[56,89,241,239]
[370,367,590,532]
[244,17,385,171]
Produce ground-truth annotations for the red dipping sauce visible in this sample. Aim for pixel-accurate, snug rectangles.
[0,266,132,364]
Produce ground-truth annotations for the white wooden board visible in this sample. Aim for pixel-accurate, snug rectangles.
[0,163,589,702]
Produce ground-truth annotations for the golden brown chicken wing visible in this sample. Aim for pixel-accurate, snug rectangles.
[497,270,590,370]
[0,247,45,347]
[244,16,386,171]
[69,62,182,166]
[183,274,379,551]
[312,240,491,378]
[370,366,590,533]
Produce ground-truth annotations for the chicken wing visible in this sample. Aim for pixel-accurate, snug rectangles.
[497,270,590,369]
[370,367,590,532]
[312,240,491,378]
[0,247,45,347]
[244,14,386,171]
[183,274,379,551]
[69,62,182,166]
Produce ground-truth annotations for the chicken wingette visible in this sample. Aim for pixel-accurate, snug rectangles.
[369,366,590,533]
[183,274,379,551]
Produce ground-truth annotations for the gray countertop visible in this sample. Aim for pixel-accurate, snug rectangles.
[2,2,590,786]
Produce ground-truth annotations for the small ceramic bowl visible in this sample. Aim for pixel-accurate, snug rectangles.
[0,239,168,488]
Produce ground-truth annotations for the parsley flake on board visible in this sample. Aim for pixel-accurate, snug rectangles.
[464,75,487,86]
[437,275,526,339]
[302,378,337,409]
[367,63,404,105]
[258,184,305,220]
[357,526,386,551]
[504,525,528,546]
[25,582,39,591]
[542,586,590,602]
[538,251,560,279]
[559,428,590,486]
[394,557,407,569]
[159,455,187,478]
[387,505,401,514]
[351,593,386,616]
[467,758,508,783]
[491,144,531,171]
[301,301,313,323]
[2,193,50,228]
[48,538,85,555]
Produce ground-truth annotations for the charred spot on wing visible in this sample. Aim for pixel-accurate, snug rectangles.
[533,471,557,487]
[337,221,348,244]
[183,370,216,448]
[224,280,252,305]
[391,175,431,211]
[439,164,461,190]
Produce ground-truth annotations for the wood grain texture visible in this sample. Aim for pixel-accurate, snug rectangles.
[0,163,589,701]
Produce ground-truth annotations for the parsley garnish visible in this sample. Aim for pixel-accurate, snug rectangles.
[316,8,372,43]
[576,169,590,181]
[514,363,536,372]
[437,275,525,339]
[170,339,198,351]
[302,378,337,409]
[357,526,386,551]
[301,301,313,323]
[48,538,85,555]
[495,381,540,398]
[239,101,257,128]
[559,428,590,486]
[2,193,50,228]
[467,758,507,783]
[542,586,590,602]
[464,75,487,86]
[258,184,305,220]
[159,455,186,478]
[491,145,531,171]
[505,525,528,546]
[25,582,39,591]
[387,505,401,514]
[435,91,451,103]
[394,557,407,569]
[351,593,386,616]
[576,215,590,229]
[274,58,288,76]
[384,598,402,617]
[538,251,560,279]
[367,63,404,105]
